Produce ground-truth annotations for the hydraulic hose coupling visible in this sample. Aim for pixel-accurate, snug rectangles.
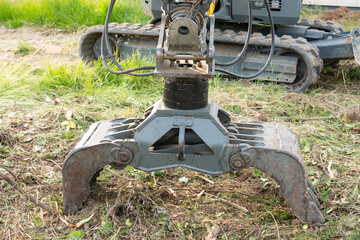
[208,0,218,15]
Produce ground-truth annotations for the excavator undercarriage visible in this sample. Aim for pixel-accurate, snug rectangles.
[79,2,360,92]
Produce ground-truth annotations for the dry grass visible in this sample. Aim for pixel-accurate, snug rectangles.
[0,63,359,239]
[0,5,360,240]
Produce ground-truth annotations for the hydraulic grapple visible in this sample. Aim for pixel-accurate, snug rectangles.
[63,0,325,224]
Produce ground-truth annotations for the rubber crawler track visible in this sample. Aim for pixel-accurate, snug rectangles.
[79,22,323,92]
[297,18,346,67]
[297,18,346,33]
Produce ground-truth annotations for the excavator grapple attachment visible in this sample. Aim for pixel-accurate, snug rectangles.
[62,101,325,223]
[63,0,325,225]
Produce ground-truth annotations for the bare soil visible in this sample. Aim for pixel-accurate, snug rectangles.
[321,6,360,22]
[343,104,360,122]
[0,26,83,66]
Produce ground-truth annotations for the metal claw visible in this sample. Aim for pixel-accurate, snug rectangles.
[244,147,325,224]
[62,143,132,215]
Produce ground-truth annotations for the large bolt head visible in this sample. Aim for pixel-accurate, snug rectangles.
[241,153,251,164]
[232,159,245,168]
[118,152,130,163]
[111,147,132,164]
[229,152,251,170]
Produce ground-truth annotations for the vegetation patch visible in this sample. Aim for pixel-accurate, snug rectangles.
[0,0,150,30]
[0,2,359,239]
[13,42,36,56]
[0,52,359,238]
[301,6,360,31]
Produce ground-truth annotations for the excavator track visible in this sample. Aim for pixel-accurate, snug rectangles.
[297,18,346,67]
[297,18,346,33]
[80,22,323,92]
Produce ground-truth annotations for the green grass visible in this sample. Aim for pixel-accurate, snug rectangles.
[0,53,161,113]
[0,0,150,30]
[0,59,359,238]
[0,62,38,99]
[0,3,360,240]
[13,42,36,56]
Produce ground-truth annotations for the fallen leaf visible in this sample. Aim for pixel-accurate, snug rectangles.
[5,111,16,117]
[72,98,82,103]
[67,231,83,239]
[125,218,132,227]
[302,224,308,230]
[24,137,33,143]
[61,120,77,131]
[33,145,41,152]
[65,111,72,120]
[3,161,14,167]
[76,212,95,228]
[197,190,205,198]
[251,100,270,106]
[179,176,189,183]
[69,121,76,129]
[205,224,221,240]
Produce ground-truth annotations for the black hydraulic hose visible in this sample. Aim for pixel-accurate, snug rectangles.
[215,0,275,79]
[192,1,201,21]
[101,0,155,76]
[167,0,173,21]
[215,0,252,67]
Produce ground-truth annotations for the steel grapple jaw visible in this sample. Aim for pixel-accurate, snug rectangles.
[234,146,324,224]
[62,101,325,224]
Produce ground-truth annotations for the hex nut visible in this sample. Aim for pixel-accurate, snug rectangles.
[232,159,245,168]
[118,152,130,162]
[230,152,251,170]
[111,147,132,164]
[241,153,251,164]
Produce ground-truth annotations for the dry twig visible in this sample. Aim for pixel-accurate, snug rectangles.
[285,116,337,122]
[106,184,126,218]
[205,192,249,213]
[0,165,55,215]
[268,211,280,240]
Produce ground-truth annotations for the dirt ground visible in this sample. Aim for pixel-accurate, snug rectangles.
[321,6,360,22]
[0,15,360,239]
[0,26,82,66]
